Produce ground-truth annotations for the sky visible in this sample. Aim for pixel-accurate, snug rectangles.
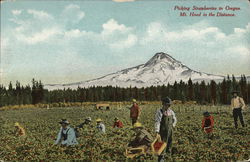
[1,0,250,86]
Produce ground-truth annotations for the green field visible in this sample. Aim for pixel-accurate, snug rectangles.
[0,104,249,161]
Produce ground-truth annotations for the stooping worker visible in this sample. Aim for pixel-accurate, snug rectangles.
[231,90,246,128]
[75,117,93,137]
[202,111,214,134]
[113,117,123,128]
[55,119,78,146]
[76,117,92,129]
[14,122,26,137]
[155,97,177,162]
[96,118,106,133]
[130,99,141,125]
[128,122,154,150]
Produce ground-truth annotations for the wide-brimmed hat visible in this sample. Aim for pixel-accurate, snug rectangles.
[161,97,172,105]
[85,117,92,122]
[231,90,239,94]
[132,99,137,103]
[203,111,210,117]
[132,122,143,129]
[114,117,118,120]
[59,119,70,125]
[14,122,20,127]
[96,118,102,122]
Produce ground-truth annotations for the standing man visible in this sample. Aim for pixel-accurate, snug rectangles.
[231,91,246,128]
[130,99,141,125]
[155,97,177,162]
[55,119,78,146]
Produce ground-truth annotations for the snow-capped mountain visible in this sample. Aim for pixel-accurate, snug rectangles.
[45,52,224,90]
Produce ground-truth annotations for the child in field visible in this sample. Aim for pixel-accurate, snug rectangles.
[202,111,214,134]
[96,118,106,133]
[14,122,26,137]
[113,117,123,128]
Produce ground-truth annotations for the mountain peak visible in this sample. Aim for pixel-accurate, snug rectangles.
[45,52,225,90]
[154,52,171,58]
[144,52,181,67]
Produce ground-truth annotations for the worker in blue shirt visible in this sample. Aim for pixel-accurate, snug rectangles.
[96,118,105,133]
[55,119,78,146]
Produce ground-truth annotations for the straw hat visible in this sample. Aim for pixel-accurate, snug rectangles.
[96,118,102,122]
[14,122,20,127]
[133,122,143,129]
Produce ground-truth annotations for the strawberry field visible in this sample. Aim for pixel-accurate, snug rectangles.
[0,104,249,161]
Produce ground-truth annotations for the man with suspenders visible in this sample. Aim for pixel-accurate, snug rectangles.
[155,97,177,162]
[55,119,78,146]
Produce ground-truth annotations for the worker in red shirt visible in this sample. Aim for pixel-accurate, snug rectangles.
[130,99,141,125]
[202,111,214,135]
[113,117,123,128]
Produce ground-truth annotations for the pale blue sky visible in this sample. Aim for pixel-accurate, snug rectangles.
[1,0,250,86]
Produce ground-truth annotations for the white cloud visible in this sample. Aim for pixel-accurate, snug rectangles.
[141,21,231,45]
[64,29,87,39]
[140,22,166,44]
[62,4,85,24]
[99,19,137,50]
[227,46,250,56]
[12,10,22,16]
[16,27,61,44]
[110,34,138,49]
[65,4,80,10]
[9,9,61,45]
[27,9,53,20]
[102,19,132,36]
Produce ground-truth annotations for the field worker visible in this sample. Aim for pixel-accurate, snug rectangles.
[74,117,93,137]
[155,97,177,162]
[76,117,92,129]
[55,119,78,146]
[202,111,214,134]
[231,91,246,128]
[96,118,105,133]
[128,122,153,149]
[130,99,141,125]
[14,122,26,137]
[113,117,123,128]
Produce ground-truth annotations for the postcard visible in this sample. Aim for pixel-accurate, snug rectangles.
[0,0,249,161]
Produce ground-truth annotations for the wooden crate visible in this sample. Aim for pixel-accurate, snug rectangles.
[125,146,146,158]
[151,138,167,155]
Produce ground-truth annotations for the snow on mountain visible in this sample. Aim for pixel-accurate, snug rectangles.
[45,52,224,90]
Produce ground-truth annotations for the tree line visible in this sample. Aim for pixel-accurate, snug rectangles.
[0,75,249,107]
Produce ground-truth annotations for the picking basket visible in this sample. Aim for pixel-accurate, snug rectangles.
[125,146,146,158]
[151,138,167,155]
